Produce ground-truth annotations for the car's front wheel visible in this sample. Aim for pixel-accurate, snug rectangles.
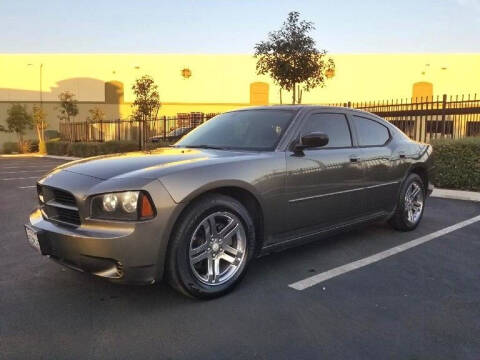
[389,173,426,231]
[166,194,255,299]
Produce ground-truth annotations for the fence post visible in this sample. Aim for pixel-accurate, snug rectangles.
[117,118,120,141]
[441,94,447,138]
[85,120,88,141]
[163,116,167,141]
[138,118,142,150]
[100,118,103,142]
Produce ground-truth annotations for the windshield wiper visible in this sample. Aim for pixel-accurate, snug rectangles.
[181,145,229,150]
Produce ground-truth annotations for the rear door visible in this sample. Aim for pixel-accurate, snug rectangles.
[285,111,365,232]
[350,114,400,214]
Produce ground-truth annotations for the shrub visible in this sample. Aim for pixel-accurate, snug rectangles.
[45,140,140,157]
[431,137,480,191]
[28,139,39,153]
[46,139,70,156]
[2,141,19,154]
[1,140,38,154]
[102,140,139,154]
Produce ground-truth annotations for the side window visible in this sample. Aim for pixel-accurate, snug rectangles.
[302,113,352,148]
[353,116,390,146]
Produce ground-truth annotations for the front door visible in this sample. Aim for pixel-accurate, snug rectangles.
[285,112,365,232]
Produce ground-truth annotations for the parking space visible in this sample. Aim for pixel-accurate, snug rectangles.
[1,157,479,360]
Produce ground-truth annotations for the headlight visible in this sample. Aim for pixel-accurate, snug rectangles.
[103,194,118,212]
[121,191,139,213]
[91,191,155,221]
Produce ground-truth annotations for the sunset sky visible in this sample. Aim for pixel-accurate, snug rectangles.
[1,0,479,53]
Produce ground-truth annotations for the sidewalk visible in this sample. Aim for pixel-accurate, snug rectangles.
[431,188,480,202]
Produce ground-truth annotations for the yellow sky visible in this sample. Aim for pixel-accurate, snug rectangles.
[1,54,479,104]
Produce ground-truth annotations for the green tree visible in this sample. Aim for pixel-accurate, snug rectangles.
[254,11,335,104]
[87,106,106,122]
[0,104,33,152]
[57,91,79,122]
[57,91,79,141]
[131,75,161,149]
[33,105,47,153]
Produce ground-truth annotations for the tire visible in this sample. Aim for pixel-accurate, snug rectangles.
[388,173,426,231]
[166,194,256,299]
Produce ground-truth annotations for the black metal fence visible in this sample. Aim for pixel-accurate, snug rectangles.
[333,93,480,142]
[60,94,480,146]
[59,112,219,144]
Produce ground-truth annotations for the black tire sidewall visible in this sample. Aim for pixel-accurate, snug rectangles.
[170,195,255,299]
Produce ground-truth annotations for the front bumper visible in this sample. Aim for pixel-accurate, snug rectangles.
[27,207,169,285]
[26,169,183,285]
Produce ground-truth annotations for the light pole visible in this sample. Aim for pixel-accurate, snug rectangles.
[27,63,43,106]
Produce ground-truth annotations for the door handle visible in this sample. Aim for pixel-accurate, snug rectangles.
[349,155,360,163]
[399,152,406,159]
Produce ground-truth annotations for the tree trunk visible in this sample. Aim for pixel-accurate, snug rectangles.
[37,125,46,154]
[292,84,296,105]
[18,133,23,153]
[297,85,303,104]
[67,115,72,142]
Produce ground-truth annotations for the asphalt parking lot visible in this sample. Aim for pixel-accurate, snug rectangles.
[1,156,479,360]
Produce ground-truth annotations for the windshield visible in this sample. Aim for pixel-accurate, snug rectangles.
[175,109,296,151]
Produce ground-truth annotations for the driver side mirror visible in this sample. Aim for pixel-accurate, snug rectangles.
[293,132,329,153]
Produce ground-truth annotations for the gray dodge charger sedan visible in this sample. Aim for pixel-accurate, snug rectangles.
[25,106,434,298]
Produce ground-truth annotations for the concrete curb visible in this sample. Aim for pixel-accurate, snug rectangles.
[0,153,44,158]
[42,154,81,161]
[0,153,80,161]
[432,188,480,202]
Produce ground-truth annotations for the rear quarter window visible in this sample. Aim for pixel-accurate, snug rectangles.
[353,116,390,146]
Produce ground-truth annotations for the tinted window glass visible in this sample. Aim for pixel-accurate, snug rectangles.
[302,113,352,148]
[176,110,295,151]
[353,116,390,146]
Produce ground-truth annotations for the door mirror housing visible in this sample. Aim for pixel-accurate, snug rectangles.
[294,132,329,152]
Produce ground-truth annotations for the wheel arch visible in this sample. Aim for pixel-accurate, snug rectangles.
[162,183,265,279]
[408,164,429,190]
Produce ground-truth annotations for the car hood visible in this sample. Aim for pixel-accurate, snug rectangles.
[53,147,260,180]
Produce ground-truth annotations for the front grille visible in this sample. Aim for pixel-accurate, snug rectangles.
[44,205,81,226]
[51,188,76,206]
[39,185,76,206]
[38,185,81,226]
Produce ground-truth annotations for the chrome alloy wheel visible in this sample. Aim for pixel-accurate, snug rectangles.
[189,211,247,285]
[404,181,424,224]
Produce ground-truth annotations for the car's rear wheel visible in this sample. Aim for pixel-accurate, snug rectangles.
[166,194,255,299]
[389,173,425,231]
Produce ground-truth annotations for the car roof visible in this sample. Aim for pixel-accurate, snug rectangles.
[230,105,398,132]
[232,105,370,113]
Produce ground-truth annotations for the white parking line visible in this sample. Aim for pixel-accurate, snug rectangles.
[289,214,480,291]
[0,176,39,181]
[18,185,37,189]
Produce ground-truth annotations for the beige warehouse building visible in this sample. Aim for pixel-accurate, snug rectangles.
[0,53,479,147]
